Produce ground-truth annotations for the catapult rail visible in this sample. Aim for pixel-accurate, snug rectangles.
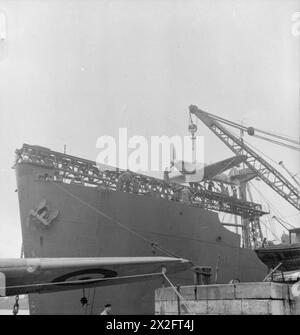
[14,144,268,219]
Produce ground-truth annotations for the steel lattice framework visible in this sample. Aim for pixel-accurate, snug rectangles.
[14,144,267,219]
[190,105,300,211]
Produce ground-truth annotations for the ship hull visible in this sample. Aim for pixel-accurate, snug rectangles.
[255,244,300,271]
[15,162,267,314]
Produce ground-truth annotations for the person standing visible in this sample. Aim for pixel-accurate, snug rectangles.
[180,187,192,204]
[121,169,132,192]
[100,304,112,315]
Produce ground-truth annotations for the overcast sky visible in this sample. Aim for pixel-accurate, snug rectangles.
[0,0,299,257]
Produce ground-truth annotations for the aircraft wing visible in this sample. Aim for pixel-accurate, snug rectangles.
[0,257,192,297]
[230,168,257,183]
[203,155,247,179]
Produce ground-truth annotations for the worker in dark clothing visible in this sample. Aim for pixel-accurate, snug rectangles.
[119,169,132,192]
[224,186,229,196]
[231,185,237,198]
[100,304,112,315]
[132,176,140,194]
[164,169,170,182]
[208,181,214,191]
[262,237,267,248]
[180,187,192,204]
[173,186,182,201]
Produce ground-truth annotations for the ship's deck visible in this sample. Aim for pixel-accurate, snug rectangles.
[14,144,268,220]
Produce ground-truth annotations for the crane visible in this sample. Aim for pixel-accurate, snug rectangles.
[278,161,300,189]
[189,105,300,211]
[272,215,295,231]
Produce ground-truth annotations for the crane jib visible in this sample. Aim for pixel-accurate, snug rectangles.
[189,105,300,211]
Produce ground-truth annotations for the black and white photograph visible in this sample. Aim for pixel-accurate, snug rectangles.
[0,0,299,318]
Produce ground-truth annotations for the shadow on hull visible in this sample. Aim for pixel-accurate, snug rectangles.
[15,162,267,314]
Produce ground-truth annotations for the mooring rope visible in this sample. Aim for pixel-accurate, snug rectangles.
[161,270,194,315]
[3,267,195,315]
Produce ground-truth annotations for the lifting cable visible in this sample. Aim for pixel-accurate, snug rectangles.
[250,181,296,228]
[230,128,280,166]
[249,182,297,238]
[260,221,279,241]
[243,137,300,189]
[254,129,300,145]
[205,111,300,146]
[241,137,278,165]
[272,218,290,232]
[275,216,296,229]
[250,134,300,152]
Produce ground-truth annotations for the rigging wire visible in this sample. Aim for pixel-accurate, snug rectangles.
[204,112,248,131]
[1,271,165,291]
[266,214,278,240]
[259,221,279,241]
[249,181,297,237]
[232,128,299,189]
[272,217,291,231]
[53,182,159,247]
[51,181,199,267]
[90,287,97,315]
[242,138,280,165]
[84,287,91,315]
[229,127,274,164]
[253,127,300,144]
[273,216,295,229]
[198,110,300,238]
[259,129,299,141]
[50,180,252,267]
[283,212,300,219]
[249,182,282,218]
[243,138,300,194]
[251,134,300,151]
[205,111,300,145]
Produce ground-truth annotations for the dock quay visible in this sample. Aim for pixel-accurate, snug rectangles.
[155,282,300,315]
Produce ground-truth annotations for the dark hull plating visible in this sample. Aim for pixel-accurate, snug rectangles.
[15,162,267,314]
[255,244,300,271]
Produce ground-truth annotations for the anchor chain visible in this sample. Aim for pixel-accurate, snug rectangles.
[12,243,24,315]
[12,296,19,315]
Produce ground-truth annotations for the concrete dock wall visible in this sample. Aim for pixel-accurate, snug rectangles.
[155,282,300,315]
